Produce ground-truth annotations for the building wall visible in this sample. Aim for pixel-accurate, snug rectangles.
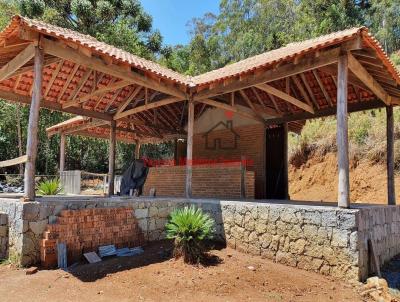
[192,123,265,198]
[143,164,255,199]
[0,212,8,259]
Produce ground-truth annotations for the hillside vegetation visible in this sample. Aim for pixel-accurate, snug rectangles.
[288,108,400,203]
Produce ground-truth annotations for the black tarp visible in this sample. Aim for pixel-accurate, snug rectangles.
[119,159,149,196]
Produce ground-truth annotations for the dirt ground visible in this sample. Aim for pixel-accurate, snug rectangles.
[0,241,363,302]
[290,152,400,204]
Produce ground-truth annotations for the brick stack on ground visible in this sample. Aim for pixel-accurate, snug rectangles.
[41,207,144,268]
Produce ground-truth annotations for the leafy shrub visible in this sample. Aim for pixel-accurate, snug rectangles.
[165,206,215,264]
[36,178,63,195]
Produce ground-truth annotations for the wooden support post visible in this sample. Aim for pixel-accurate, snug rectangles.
[59,133,66,172]
[108,121,116,196]
[134,140,141,160]
[283,123,289,200]
[185,100,194,198]
[337,54,350,208]
[386,105,396,205]
[24,46,43,201]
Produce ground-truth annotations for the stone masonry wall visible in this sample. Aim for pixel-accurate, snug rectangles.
[0,212,8,259]
[1,197,400,281]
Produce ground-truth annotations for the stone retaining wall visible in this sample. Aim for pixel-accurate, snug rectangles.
[0,197,399,281]
[0,212,8,259]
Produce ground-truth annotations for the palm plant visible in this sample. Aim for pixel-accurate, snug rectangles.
[36,178,63,195]
[165,206,215,264]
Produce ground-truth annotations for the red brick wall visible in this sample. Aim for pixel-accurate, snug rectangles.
[40,208,143,268]
[143,164,255,199]
[192,123,265,198]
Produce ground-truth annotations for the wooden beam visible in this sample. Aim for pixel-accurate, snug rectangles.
[63,79,131,108]
[0,155,28,168]
[239,90,266,121]
[115,86,142,115]
[108,121,116,196]
[193,47,341,100]
[347,52,390,105]
[337,54,350,208]
[59,133,66,172]
[0,43,35,81]
[291,75,314,109]
[386,105,396,205]
[42,38,187,99]
[312,70,333,107]
[63,119,107,135]
[24,46,43,201]
[12,57,61,78]
[197,98,265,123]
[0,90,113,121]
[265,100,383,125]
[114,97,184,120]
[135,141,141,159]
[186,100,194,198]
[255,83,314,113]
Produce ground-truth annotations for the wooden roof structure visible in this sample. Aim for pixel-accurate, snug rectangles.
[0,16,399,141]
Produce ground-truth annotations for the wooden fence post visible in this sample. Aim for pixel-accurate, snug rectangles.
[185,100,194,198]
[134,140,141,160]
[337,54,350,208]
[60,133,66,172]
[386,105,396,205]
[108,121,116,196]
[24,45,43,201]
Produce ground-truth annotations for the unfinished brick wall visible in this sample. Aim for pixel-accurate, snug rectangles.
[40,208,143,268]
[143,164,255,199]
[193,123,265,198]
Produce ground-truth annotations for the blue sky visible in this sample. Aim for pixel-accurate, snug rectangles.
[140,0,220,46]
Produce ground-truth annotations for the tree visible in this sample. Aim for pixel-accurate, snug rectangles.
[19,0,163,58]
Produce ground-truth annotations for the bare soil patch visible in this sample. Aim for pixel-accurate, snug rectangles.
[0,241,362,302]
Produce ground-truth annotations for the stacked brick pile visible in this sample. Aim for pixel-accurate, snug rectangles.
[41,207,144,268]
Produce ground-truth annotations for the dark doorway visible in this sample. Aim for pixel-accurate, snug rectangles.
[265,124,288,199]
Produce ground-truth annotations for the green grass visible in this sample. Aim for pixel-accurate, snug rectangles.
[289,107,400,170]
[36,178,63,196]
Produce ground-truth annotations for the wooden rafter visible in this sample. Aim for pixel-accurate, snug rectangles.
[255,83,314,113]
[66,68,92,103]
[291,75,314,109]
[63,119,107,135]
[347,52,391,105]
[312,70,333,107]
[42,38,187,99]
[104,88,122,112]
[0,43,35,81]
[57,64,80,102]
[196,98,265,123]
[63,79,131,108]
[299,73,320,110]
[239,89,268,120]
[114,97,184,120]
[12,57,61,78]
[44,60,63,97]
[193,47,342,100]
[115,86,143,115]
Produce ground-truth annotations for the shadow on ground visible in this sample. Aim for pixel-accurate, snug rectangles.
[63,240,224,282]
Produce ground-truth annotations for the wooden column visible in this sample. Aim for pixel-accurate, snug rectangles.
[185,100,194,198]
[387,105,396,205]
[108,121,116,196]
[336,54,350,208]
[134,141,141,160]
[59,133,66,172]
[24,46,43,201]
[283,123,289,199]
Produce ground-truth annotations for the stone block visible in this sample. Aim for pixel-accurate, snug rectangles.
[134,208,148,219]
[276,251,297,267]
[331,229,349,247]
[304,211,322,225]
[0,225,7,237]
[321,211,337,227]
[289,238,307,255]
[29,219,48,236]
